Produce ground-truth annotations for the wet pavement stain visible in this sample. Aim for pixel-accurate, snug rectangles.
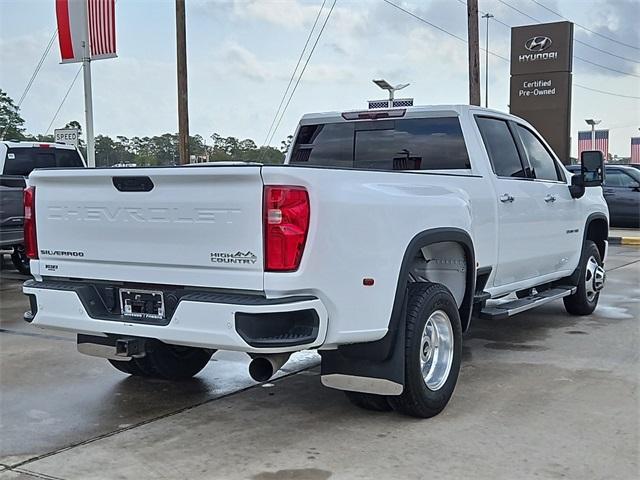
[252,468,332,480]
[483,342,548,351]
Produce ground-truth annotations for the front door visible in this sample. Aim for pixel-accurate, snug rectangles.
[511,124,582,275]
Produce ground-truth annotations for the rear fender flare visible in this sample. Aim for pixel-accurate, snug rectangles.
[338,227,475,362]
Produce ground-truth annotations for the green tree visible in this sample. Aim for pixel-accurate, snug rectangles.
[64,120,82,135]
[280,135,293,154]
[0,89,26,140]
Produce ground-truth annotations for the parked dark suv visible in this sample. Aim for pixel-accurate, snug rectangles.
[566,164,640,228]
[0,141,86,274]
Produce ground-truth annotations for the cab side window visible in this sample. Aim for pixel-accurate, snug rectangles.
[476,117,527,178]
[515,125,562,182]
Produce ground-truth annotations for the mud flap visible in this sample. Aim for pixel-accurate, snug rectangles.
[319,296,406,396]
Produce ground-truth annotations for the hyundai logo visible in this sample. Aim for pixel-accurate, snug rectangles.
[525,36,553,52]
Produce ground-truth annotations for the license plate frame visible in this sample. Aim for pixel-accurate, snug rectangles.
[119,288,165,320]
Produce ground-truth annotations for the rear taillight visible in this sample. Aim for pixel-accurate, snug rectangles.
[24,186,38,259]
[263,186,310,272]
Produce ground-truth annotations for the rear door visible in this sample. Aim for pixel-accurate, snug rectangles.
[31,166,265,290]
[475,116,545,287]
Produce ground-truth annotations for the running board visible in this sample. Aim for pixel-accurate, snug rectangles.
[480,287,577,320]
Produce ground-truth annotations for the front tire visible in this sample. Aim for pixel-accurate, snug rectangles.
[388,282,462,418]
[109,341,214,380]
[563,240,604,315]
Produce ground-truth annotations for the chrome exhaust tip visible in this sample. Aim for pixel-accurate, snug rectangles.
[248,353,291,382]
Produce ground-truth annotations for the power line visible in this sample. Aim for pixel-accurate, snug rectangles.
[491,0,639,64]
[573,39,639,64]
[17,30,58,107]
[45,66,83,135]
[262,0,327,147]
[574,83,640,100]
[390,0,639,101]
[383,0,509,61]
[457,1,639,78]
[266,0,337,147]
[573,56,640,78]
[527,0,640,51]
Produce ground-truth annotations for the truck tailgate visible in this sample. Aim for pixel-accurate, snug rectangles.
[29,166,265,290]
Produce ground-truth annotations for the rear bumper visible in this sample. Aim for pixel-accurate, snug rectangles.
[23,280,328,354]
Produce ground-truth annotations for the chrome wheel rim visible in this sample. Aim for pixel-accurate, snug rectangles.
[584,255,605,302]
[420,310,454,391]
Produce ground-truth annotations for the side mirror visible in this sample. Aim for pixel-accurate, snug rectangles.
[580,150,605,187]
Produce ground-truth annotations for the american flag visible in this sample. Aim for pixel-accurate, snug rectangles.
[632,137,640,165]
[578,130,609,159]
[56,0,116,64]
[88,0,116,59]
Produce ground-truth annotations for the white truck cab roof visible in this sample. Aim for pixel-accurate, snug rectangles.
[298,104,525,125]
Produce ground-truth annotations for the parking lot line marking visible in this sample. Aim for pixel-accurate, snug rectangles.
[10,467,67,480]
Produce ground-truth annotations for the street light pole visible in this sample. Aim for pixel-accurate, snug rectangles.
[585,118,601,150]
[82,0,95,167]
[482,13,493,108]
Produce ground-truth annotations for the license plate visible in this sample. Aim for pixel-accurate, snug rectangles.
[119,288,165,320]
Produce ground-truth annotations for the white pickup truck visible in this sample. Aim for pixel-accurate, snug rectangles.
[23,105,608,418]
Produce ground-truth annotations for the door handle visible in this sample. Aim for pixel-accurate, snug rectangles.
[499,193,514,203]
[544,194,556,203]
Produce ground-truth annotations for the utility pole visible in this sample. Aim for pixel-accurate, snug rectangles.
[482,13,493,108]
[176,0,190,165]
[82,0,95,167]
[467,0,481,106]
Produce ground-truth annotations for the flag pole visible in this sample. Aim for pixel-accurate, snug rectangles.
[82,0,95,167]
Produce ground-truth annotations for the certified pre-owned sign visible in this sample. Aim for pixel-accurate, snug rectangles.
[509,21,574,163]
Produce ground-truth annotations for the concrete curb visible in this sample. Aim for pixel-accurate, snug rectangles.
[608,236,640,246]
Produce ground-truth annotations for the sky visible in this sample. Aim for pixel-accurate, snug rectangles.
[0,0,639,157]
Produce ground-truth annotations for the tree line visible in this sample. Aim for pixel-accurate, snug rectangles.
[0,88,289,166]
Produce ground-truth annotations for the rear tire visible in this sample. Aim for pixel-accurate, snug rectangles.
[344,391,392,412]
[109,341,214,380]
[388,282,462,418]
[563,240,604,315]
[11,246,30,275]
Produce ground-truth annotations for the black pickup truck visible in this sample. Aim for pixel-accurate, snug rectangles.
[0,141,85,273]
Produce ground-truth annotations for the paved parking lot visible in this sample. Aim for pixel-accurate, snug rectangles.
[1,246,638,480]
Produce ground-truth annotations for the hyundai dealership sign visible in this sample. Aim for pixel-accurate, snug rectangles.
[510,21,574,164]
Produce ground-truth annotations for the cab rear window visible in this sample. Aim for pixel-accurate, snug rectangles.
[290,117,471,170]
[3,147,84,176]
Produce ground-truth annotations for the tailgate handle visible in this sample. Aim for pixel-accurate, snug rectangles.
[112,176,154,192]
